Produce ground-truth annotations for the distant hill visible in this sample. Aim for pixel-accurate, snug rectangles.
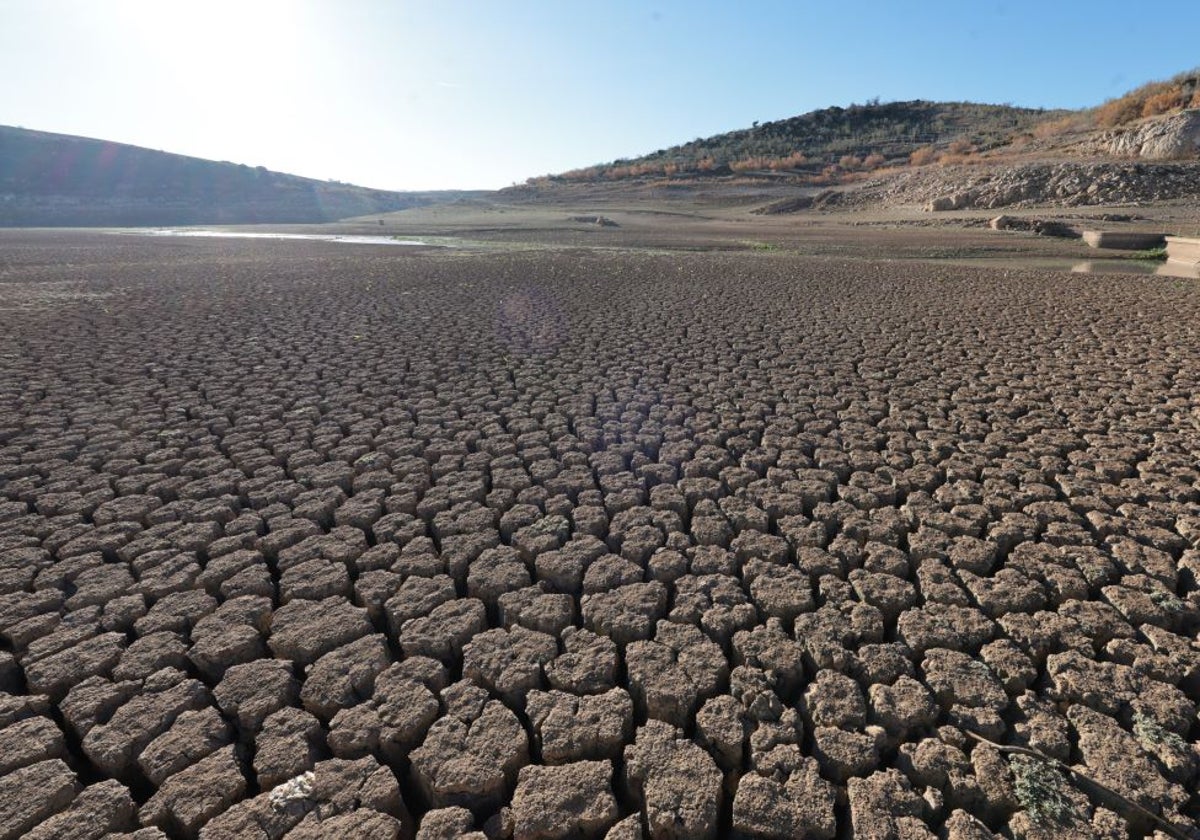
[541,101,1067,182]
[530,68,1200,186]
[0,126,466,226]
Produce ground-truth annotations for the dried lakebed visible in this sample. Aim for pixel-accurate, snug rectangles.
[1,231,1198,840]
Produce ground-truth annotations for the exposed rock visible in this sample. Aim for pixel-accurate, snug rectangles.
[1108,109,1200,160]
[865,159,1200,210]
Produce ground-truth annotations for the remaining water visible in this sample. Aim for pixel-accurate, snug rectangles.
[1072,260,1199,278]
[118,230,439,246]
[933,256,1198,279]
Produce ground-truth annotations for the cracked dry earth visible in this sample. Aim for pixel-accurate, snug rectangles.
[1,230,1199,840]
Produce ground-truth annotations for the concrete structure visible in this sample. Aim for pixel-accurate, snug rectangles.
[1082,230,1166,250]
[1165,236,1200,267]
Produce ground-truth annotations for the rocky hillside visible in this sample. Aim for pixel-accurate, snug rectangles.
[527,68,1200,209]
[850,159,1200,211]
[543,101,1063,182]
[0,126,457,226]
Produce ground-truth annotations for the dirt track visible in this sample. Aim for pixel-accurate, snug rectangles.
[1,230,1198,839]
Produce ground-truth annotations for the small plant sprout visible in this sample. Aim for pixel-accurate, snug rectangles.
[1133,712,1188,753]
[1010,755,1079,825]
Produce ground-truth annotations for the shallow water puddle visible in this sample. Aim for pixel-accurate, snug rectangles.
[929,255,1198,279]
[117,229,442,246]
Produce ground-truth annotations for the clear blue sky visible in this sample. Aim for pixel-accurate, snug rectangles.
[1,0,1197,190]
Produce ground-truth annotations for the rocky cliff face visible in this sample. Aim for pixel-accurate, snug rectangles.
[849,160,1200,211]
[1107,109,1200,160]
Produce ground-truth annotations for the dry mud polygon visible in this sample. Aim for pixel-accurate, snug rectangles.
[1,231,1199,839]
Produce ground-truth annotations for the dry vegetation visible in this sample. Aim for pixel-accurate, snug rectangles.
[1093,69,1200,129]
[1,231,1198,839]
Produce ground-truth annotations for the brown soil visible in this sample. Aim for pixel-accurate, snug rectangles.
[0,215,1198,839]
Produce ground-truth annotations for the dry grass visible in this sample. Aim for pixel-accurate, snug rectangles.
[1094,69,1199,128]
[909,146,939,166]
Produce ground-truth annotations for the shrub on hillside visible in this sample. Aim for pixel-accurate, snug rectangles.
[1095,70,1199,127]
[1031,114,1087,139]
[909,146,938,166]
[1142,88,1187,118]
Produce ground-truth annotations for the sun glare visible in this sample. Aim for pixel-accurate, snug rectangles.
[121,0,300,89]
